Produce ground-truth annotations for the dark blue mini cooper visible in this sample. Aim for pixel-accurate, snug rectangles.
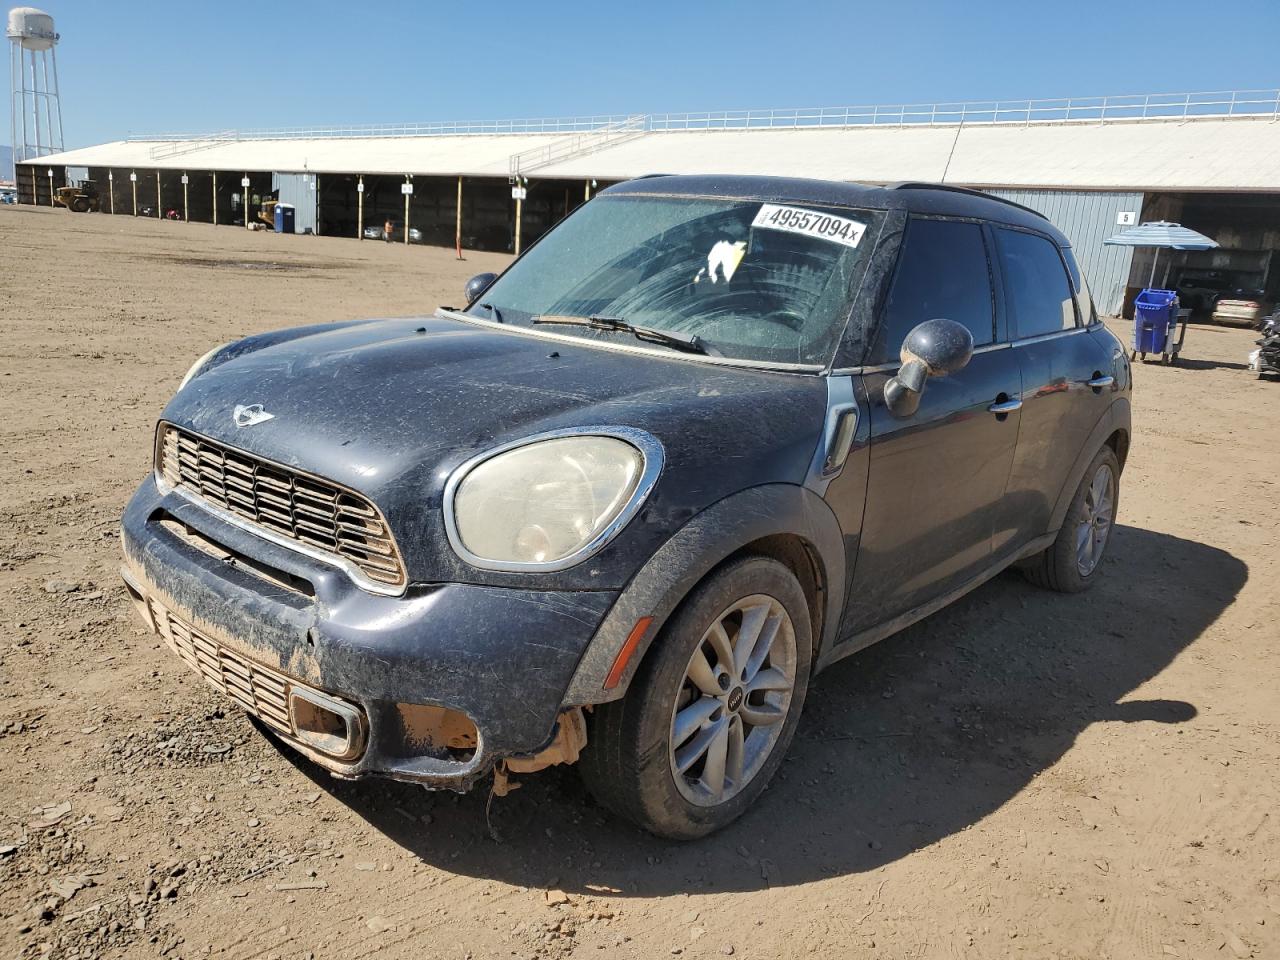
[121,175,1131,838]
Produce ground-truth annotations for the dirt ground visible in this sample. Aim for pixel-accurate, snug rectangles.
[1,204,1277,960]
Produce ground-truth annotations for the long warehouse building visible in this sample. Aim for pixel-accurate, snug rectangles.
[17,90,1280,316]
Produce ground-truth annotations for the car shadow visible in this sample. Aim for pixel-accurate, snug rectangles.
[1165,357,1253,372]
[292,524,1245,895]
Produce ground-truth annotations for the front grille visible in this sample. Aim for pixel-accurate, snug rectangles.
[157,424,406,590]
[149,596,293,735]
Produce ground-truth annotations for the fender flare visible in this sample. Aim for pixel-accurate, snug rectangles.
[1047,396,1131,533]
[562,483,846,705]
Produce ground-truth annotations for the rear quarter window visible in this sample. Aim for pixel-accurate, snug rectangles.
[1060,248,1099,325]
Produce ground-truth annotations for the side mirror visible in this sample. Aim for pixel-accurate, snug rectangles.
[883,318,974,418]
[464,272,498,305]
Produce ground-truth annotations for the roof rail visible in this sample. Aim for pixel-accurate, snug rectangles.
[888,181,1048,220]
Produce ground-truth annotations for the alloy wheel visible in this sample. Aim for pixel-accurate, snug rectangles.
[1076,462,1115,576]
[668,594,797,807]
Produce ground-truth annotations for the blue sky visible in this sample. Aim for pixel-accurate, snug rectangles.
[14,0,1280,147]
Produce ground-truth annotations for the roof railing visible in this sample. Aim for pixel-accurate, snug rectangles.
[125,88,1280,143]
[147,130,239,160]
[509,115,647,176]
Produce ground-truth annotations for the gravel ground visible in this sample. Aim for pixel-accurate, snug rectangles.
[1,204,1278,960]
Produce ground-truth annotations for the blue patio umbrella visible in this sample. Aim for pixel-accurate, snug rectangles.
[1104,221,1219,287]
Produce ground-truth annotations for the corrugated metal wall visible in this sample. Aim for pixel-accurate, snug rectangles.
[272,172,318,234]
[986,189,1143,316]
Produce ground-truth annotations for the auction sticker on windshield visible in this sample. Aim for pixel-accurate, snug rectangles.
[752,204,867,249]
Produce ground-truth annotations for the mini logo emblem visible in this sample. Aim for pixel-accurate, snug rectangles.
[233,404,274,428]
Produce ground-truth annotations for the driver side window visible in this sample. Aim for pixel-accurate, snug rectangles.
[871,218,996,364]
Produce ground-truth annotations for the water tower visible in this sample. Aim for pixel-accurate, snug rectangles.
[7,6,63,181]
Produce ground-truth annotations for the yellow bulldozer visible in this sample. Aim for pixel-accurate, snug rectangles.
[55,179,101,213]
[256,196,279,229]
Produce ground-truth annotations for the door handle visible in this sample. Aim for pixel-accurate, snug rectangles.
[988,397,1023,415]
[1086,375,1115,388]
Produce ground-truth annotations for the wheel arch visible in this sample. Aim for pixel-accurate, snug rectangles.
[561,484,845,706]
[1048,397,1131,533]
[1105,426,1130,473]
[725,533,826,661]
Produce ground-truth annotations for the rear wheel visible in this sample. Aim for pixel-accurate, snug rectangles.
[1021,447,1120,593]
[579,556,812,839]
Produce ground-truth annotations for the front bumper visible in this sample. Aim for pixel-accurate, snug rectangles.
[120,475,615,790]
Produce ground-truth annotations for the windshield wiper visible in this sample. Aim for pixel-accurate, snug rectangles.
[533,314,707,354]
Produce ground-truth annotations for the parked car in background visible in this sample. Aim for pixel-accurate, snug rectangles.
[1176,273,1229,314]
[1213,288,1273,327]
[363,220,424,243]
[120,175,1131,839]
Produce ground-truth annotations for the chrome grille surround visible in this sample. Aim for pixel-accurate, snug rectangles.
[155,423,406,593]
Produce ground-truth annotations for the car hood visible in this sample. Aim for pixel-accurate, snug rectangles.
[161,315,828,588]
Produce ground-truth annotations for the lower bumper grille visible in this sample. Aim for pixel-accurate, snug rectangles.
[148,596,293,735]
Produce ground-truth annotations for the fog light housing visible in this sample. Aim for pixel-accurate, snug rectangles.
[288,687,365,761]
[396,703,479,762]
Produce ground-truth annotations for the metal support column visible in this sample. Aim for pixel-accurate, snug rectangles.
[183,172,189,222]
[455,175,463,259]
[514,194,523,256]
[212,171,217,225]
[131,171,137,216]
[403,176,411,245]
[38,51,52,153]
[356,175,364,239]
[156,170,161,218]
[49,46,63,147]
[29,50,40,158]
[107,170,114,214]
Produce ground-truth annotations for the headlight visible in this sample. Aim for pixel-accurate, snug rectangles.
[445,429,663,571]
[177,342,229,391]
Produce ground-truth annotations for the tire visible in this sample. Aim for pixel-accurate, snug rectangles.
[70,197,90,213]
[1021,446,1120,593]
[579,556,813,839]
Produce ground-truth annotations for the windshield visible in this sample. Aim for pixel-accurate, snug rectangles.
[464,194,882,366]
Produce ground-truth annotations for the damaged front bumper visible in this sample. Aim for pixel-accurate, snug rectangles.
[119,476,615,791]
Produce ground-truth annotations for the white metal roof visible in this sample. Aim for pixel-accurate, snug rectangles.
[26,116,1280,192]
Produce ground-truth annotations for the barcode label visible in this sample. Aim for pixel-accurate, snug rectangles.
[752,203,867,248]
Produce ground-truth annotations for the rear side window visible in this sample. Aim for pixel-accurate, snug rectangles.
[997,228,1077,337]
[1062,249,1099,325]
[872,218,995,363]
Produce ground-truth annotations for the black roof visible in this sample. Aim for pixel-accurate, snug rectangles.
[604,174,1065,244]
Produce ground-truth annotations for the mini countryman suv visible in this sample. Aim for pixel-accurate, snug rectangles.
[121,176,1131,839]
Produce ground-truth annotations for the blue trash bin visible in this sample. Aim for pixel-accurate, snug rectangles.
[1133,288,1178,356]
[274,202,295,234]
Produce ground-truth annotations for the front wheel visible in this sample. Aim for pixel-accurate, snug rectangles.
[1020,446,1120,593]
[579,556,812,839]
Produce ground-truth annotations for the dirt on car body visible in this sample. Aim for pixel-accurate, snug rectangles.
[1,205,1277,960]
